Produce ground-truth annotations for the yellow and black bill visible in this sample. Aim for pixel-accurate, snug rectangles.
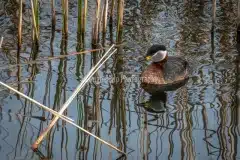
[145,56,152,61]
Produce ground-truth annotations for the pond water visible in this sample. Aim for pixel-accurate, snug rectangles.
[0,0,239,160]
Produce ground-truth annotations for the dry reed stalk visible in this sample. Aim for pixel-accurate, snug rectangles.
[30,0,39,41]
[31,46,125,155]
[62,0,68,36]
[116,0,124,42]
[82,0,88,33]
[102,0,108,34]
[93,0,101,44]
[77,0,83,34]
[0,81,74,122]
[18,0,23,49]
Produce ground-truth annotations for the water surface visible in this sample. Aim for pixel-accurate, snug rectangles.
[0,0,239,159]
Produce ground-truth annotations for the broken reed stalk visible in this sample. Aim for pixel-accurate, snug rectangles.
[116,0,124,42]
[0,81,74,122]
[82,0,88,34]
[62,0,68,36]
[31,45,125,155]
[30,0,39,41]
[212,0,216,31]
[18,0,23,49]
[77,0,83,34]
[102,0,108,35]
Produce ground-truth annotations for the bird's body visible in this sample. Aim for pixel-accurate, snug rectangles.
[140,45,189,94]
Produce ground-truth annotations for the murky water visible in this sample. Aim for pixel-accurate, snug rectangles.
[0,0,239,160]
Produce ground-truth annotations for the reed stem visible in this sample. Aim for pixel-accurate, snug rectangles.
[82,0,88,34]
[110,0,115,20]
[93,0,101,44]
[51,0,56,28]
[102,0,108,34]
[32,45,118,151]
[62,0,69,37]
[0,81,74,122]
[77,0,83,34]
[30,0,39,42]
[116,0,124,42]
[212,0,216,31]
[18,0,23,49]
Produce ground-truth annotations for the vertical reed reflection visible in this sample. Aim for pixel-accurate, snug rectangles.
[50,0,56,57]
[108,42,127,155]
[16,49,21,99]
[92,44,101,159]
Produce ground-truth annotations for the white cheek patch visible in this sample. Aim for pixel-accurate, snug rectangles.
[152,51,167,62]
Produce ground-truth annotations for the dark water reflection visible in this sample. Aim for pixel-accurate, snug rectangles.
[0,0,239,159]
